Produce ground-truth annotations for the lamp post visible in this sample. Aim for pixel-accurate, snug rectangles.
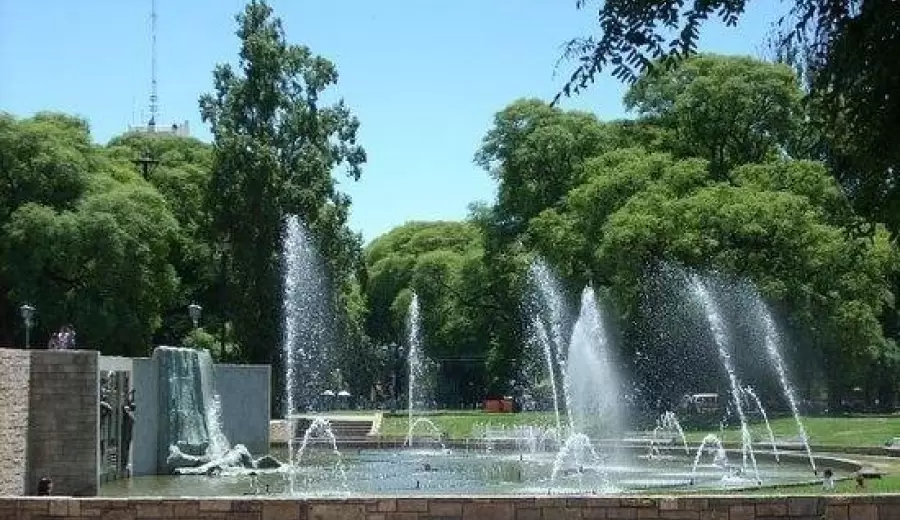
[19,304,35,349]
[188,303,202,330]
[132,151,159,180]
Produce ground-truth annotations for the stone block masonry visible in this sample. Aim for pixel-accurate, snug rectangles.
[0,495,899,519]
[0,349,99,497]
[0,349,30,496]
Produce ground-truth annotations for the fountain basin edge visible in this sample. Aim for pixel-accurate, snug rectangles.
[3,494,900,520]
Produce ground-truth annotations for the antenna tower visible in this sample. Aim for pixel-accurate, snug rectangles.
[148,0,159,130]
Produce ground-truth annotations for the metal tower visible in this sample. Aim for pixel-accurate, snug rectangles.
[148,0,159,131]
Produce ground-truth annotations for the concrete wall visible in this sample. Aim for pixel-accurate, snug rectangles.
[0,349,99,497]
[99,356,132,374]
[215,364,271,455]
[131,358,157,477]
[0,349,30,496]
[131,358,271,476]
[1,495,899,519]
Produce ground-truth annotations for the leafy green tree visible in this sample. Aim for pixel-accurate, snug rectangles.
[623,55,806,178]
[556,0,885,95]
[0,112,145,348]
[3,184,180,355]
[198,0,366,377]
[771,0,900,238]
[474,99,614,228]
[527,146,897,405]
[364,221,496,405]
[105,133,220,349]
[557,0,899,241]
[0,112,94,221]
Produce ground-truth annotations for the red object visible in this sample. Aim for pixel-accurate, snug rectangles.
[483,398,514,413]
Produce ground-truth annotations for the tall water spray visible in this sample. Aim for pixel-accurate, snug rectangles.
[528,259,569,433]
[743,385,779,463]
[532,319,563,433]
[690,275,760,484]
[565,287,624,439]
[757,302,817,473]
[282,215,330,415]
[406,293,425,445]
[282,215,331,492]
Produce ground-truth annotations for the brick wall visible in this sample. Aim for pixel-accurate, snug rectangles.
[0,349,99,498]
[25,351,99,496]
[0,349,31,496]
[0,495,898,519]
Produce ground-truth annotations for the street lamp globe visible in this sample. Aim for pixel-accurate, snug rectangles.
[20,304,35,325]
[188,303,202,329]
[19,304,35,349]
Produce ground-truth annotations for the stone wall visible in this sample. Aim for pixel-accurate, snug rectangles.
[0,349,99,497]
[0,349,31,496]
[0,495,898,519]
[25,351,99,496]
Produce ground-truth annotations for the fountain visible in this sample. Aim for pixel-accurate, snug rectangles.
[281,215,339,493]
[152,347,230,458]
[689,434,728,485]
[528,259,626,442]
[281,215,330,415]
[756,298,817,474]
[150,346,279,476]
[742,385,779,463]
[648,411,690,458]
[565,287,624,440]
[407,418,448,451]
[690,275,761,485]
[550,433,609,489]
[289,417,349,493]
[106,257,837,497]
[527,259,568,433]
[155,346,230,467]
[405,292,434,447]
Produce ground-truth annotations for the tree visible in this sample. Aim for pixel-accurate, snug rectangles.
[198,0,365,377]
[3,185,180,355]
[364,221,495,405]
[105,133,220,348]
[557,0,899,238]
[556,0,881,93]
[527,146,897,404]
[474,99,614,228]
[769,1,900,239]
[623,55,806,178]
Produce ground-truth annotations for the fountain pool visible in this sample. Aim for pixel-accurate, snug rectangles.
[99,447,830,497]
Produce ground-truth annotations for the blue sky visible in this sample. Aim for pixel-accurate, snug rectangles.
[0,0,784,242]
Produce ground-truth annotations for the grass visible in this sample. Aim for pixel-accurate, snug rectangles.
[725,475,900,495]
[378,410,557,439]
[682,416,900,447]
[377,412,898,448]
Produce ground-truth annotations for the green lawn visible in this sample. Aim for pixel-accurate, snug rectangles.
[723,474,900,495]
[377,412,898,448]
[683,416,900,447]
[379,410,558,439]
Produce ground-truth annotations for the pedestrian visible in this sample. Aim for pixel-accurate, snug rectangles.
[63,324,76,349]
[823,468,835,490]
[37,477,52,496]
